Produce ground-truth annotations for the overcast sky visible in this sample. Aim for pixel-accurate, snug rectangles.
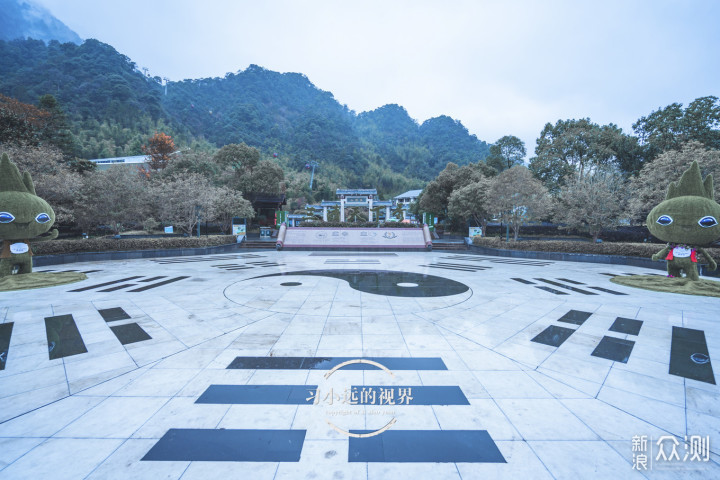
[35,0,720,158]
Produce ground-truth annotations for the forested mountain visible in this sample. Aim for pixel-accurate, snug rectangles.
[0,0,81,44]
[0,37,490,188]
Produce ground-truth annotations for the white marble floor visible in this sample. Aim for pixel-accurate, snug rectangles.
[0,251,719,479]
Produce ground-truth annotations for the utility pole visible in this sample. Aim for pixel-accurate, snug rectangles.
[305,161,319,189]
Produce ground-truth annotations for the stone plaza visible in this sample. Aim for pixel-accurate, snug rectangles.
[0,250,719,479]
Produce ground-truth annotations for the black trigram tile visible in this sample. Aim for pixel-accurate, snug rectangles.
[45,314,87,360]
[557,310,592,326]
[556,278,585,285]
[110,323,152,345]
[196,385,469,406]
[99,284,137,292]
[670,327,715,384]
[0,322,13,371]
[127,276,190,292]
[248,261,284,268]
[139,276,167,282]
[153,255,247,264]
[227,356,448,370]
[531,325,576,347]
[588,286,627,295]
[609,318,643,336]
[348,430,506,463]
[142,429,305,462]
[534,286,569,295]
[512,278,535,284]
[69,276,144,292]
[421,263,490,272]
[591,336,635,363]
[98,307,131,323]
[324,259,381,264]
[534,279,598,295]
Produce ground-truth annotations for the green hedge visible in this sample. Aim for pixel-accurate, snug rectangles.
[299,221,421,228]
[32,235,237,255]
[472,237,720,262]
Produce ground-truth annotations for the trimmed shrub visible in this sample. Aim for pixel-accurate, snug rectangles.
[472,237,720,262]
[33,235,237,255]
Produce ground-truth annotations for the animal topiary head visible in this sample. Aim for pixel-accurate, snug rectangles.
[647,160,720,246]
[0,153,56,240]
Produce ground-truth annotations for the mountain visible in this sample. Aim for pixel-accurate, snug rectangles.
[0,37,490,188]
[0,0,82,44]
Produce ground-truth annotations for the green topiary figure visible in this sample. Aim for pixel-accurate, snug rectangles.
[646,160,719,280]
[0,153,58,276]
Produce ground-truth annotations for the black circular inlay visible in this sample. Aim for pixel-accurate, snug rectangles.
[281,282,302,287]
[690,353,710,365]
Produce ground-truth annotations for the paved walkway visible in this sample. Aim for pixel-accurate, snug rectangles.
[1,251,718,479]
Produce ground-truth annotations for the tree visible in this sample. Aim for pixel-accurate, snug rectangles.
[151,173,218,235]
[213,187,255,233]
[529,119,631,193]
[447,177,494,234]
[486,166,552,241]
[553,167,627,242]
[633,96,720,159]
[627,141,720,222]
[418,162,491,218]
[37,94,78,159]
[213,143,260,171]
[486,135,526,172]
[0,93,50,146]
[76,166,148,233]
[141,132,175,172]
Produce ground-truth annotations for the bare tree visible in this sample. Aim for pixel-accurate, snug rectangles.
[554,167,627,242]
[151,173,218,235]
[486,166,552,241]
[76,166,148,233]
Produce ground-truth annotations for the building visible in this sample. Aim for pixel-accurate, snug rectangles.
[393,189,422,220]
[88,155,149,170]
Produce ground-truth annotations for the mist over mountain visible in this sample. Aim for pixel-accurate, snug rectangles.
[0,0,82,44]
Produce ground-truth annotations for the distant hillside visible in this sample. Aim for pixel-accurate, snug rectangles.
[0,0,82,44]
[0,37,490,187]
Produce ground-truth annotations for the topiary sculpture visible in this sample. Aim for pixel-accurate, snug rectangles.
[0,153,58,276]
[646,160,719,280]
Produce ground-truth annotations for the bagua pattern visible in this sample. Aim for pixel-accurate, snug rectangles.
[212,260,285,271]
[152,254,265,265]
[441,254,553,267]
[3,306,152,368]
[511,277,627,296]
[141,356,507,464]
[420,262,492,272]
[531,310,715,382]
[68,276,189,292]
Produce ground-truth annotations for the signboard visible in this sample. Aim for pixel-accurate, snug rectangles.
[283,228,426,248]
[469,227,482,237]
[164,226,173,234]
[422,213,435,232]
[232,224,246,236]
[276,210,288,226]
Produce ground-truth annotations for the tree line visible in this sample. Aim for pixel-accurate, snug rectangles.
[419,95,720,242]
